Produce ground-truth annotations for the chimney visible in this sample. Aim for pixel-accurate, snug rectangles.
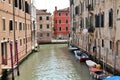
[55,6,57,11]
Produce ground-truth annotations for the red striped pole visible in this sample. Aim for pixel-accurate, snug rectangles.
[10,41,14,80]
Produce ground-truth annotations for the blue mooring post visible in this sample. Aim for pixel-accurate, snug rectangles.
[15,40,20,76]
[10,41,14,80]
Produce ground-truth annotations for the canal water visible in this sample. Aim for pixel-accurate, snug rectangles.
[8,44,96,80]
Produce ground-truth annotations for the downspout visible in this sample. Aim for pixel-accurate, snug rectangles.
[25,1,27,54]
[30,0,32,51]
[13,0,20,76]
[12,0,15,79]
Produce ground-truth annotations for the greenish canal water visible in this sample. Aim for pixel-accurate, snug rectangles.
[8,44,96,80]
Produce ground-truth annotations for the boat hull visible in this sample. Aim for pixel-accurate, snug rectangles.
[86,60,97,67]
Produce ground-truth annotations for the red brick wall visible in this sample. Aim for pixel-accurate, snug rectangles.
[54,7,70,39]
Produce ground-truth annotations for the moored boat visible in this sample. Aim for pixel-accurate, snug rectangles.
[74,51,89,62]
[68,46,78,51]
[86,60,97,67]
[89,67,107,79]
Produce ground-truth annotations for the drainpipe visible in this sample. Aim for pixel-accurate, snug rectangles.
[10,41,14,80]
[13,0,20,77]
[25,1,27,54]
[30,0,32,51]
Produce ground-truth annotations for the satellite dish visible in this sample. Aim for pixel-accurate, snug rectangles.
[82,28,88,34]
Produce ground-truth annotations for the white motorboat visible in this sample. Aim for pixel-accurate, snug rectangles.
[86,60,97,67]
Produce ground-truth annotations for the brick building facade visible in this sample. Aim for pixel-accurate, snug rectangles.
[70,0,120,74]
[36,9,52,43]
[54,7,70,40]
[0,0,32,76]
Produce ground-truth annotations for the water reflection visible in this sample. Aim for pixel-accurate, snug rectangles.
[8,44,94,80]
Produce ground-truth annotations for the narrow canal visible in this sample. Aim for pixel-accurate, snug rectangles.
[8,44,96,80]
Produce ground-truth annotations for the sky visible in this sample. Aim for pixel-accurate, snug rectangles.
[33,0,70,14]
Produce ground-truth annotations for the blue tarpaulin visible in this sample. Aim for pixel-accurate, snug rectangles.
[103,76,120,80]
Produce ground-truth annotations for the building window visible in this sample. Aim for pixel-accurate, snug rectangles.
[59,20,61,24]
[66,27,68,31]
[95,14,100,28]
[9,20,13,31]
[39,16,42,20]
[14,0,18,7]
[46,16,49,20]
[19,0,22,9]
[46,33,50,37]
[109,9,113,27]
[59,13,61,16]
[75,6,79,15]
[1,42,7,65]
[110,41,112,49]
[66,19,68,23]
[40,33,43,37]
[101,12,104,27]
[25,1,29,13]
[102,39,104,47]
[19,22,22,30]
[59,27,62,31]
[47,24,49,29]
[2,19,6,31]
[40,24,42,29]
[66,12,68,16]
